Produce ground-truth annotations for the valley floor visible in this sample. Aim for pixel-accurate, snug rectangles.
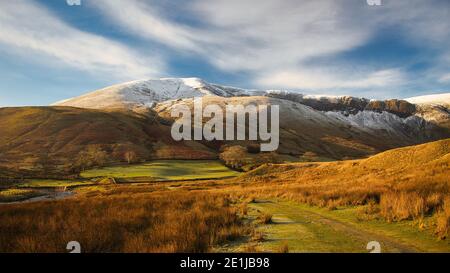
[1,180,448,253]
[0,139,449,253]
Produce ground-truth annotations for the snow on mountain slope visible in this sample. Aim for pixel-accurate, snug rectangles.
[155,96,384,156]
[52,77,249,109]
[51,78,449,141]
[405,93,450,105]
[404,93,450,126]
[325,110,431,138]
[156,95,448,155]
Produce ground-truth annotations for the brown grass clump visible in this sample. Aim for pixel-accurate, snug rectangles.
[242,244,260,253]
[357,199,381,221]
[240,203,248,216]
[250,231,266,242]
[278,242,289,253]
[436,198,450,239]
[327,199,339,211]
[246,196,256,203]
[380,191,427,221]
[0,190,247,253]
[257,213,273,224]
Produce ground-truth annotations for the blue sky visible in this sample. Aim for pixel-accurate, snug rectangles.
[0,0,449,106]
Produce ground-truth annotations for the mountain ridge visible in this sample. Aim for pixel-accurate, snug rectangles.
[52,77,449,118]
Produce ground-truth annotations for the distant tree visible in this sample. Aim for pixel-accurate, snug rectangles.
[74,146,108,172]
[124,150,137,164]
[220,145,248,170]
[88,146,108,167]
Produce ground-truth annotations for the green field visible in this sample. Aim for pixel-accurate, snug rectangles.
[0,189,44,203]
[81,160,240,181]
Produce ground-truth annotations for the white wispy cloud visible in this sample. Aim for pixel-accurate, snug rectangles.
[0,0,164,81]
[92,0,371,71]
[90,0,401,90]
[257,68,406,90]
[91,0,450,94]
[2,0,447,95]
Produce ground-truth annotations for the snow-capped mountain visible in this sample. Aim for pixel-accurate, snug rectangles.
[53,77,249,109]
[52,77,450,150]
[53,77,450,118]
[0,77,447,174]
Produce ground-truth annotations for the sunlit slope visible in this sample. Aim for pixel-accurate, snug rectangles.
[240,138,450,199]
[0,107,215,176]
[362,138,449,170]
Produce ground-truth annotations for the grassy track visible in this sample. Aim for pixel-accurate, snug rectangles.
[81,160,240,181]
[221,199,450,253]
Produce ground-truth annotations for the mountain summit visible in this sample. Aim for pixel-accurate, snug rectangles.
[52,78,249,109]
[53,77,450,115]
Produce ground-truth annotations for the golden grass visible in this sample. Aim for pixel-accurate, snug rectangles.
[0,189,248,253]
[436,198,450,239]
[380,192,427,221]
[224,139,450,238]
[0,139,448,253]
[250,231,266,242]
[278,242,289,253]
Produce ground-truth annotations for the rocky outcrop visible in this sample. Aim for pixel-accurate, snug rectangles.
[265,92,416,117]
[365,99,416,118]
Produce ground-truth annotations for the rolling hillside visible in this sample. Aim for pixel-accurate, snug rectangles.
[239,138,450,207]
[0,107,215,177]
[156,95,450,157]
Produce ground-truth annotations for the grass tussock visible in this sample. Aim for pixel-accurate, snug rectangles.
[278,242,289,253]
[250,231,266,242]
[380,191,427,221]
[436,198,450,239]
[257,213,273,224]
[242,244,260,253]
[0,190,247,253]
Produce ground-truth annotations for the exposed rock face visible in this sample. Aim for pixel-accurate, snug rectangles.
[365,99,416,118]
[265,92,369,114]
[265,92,416,117]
